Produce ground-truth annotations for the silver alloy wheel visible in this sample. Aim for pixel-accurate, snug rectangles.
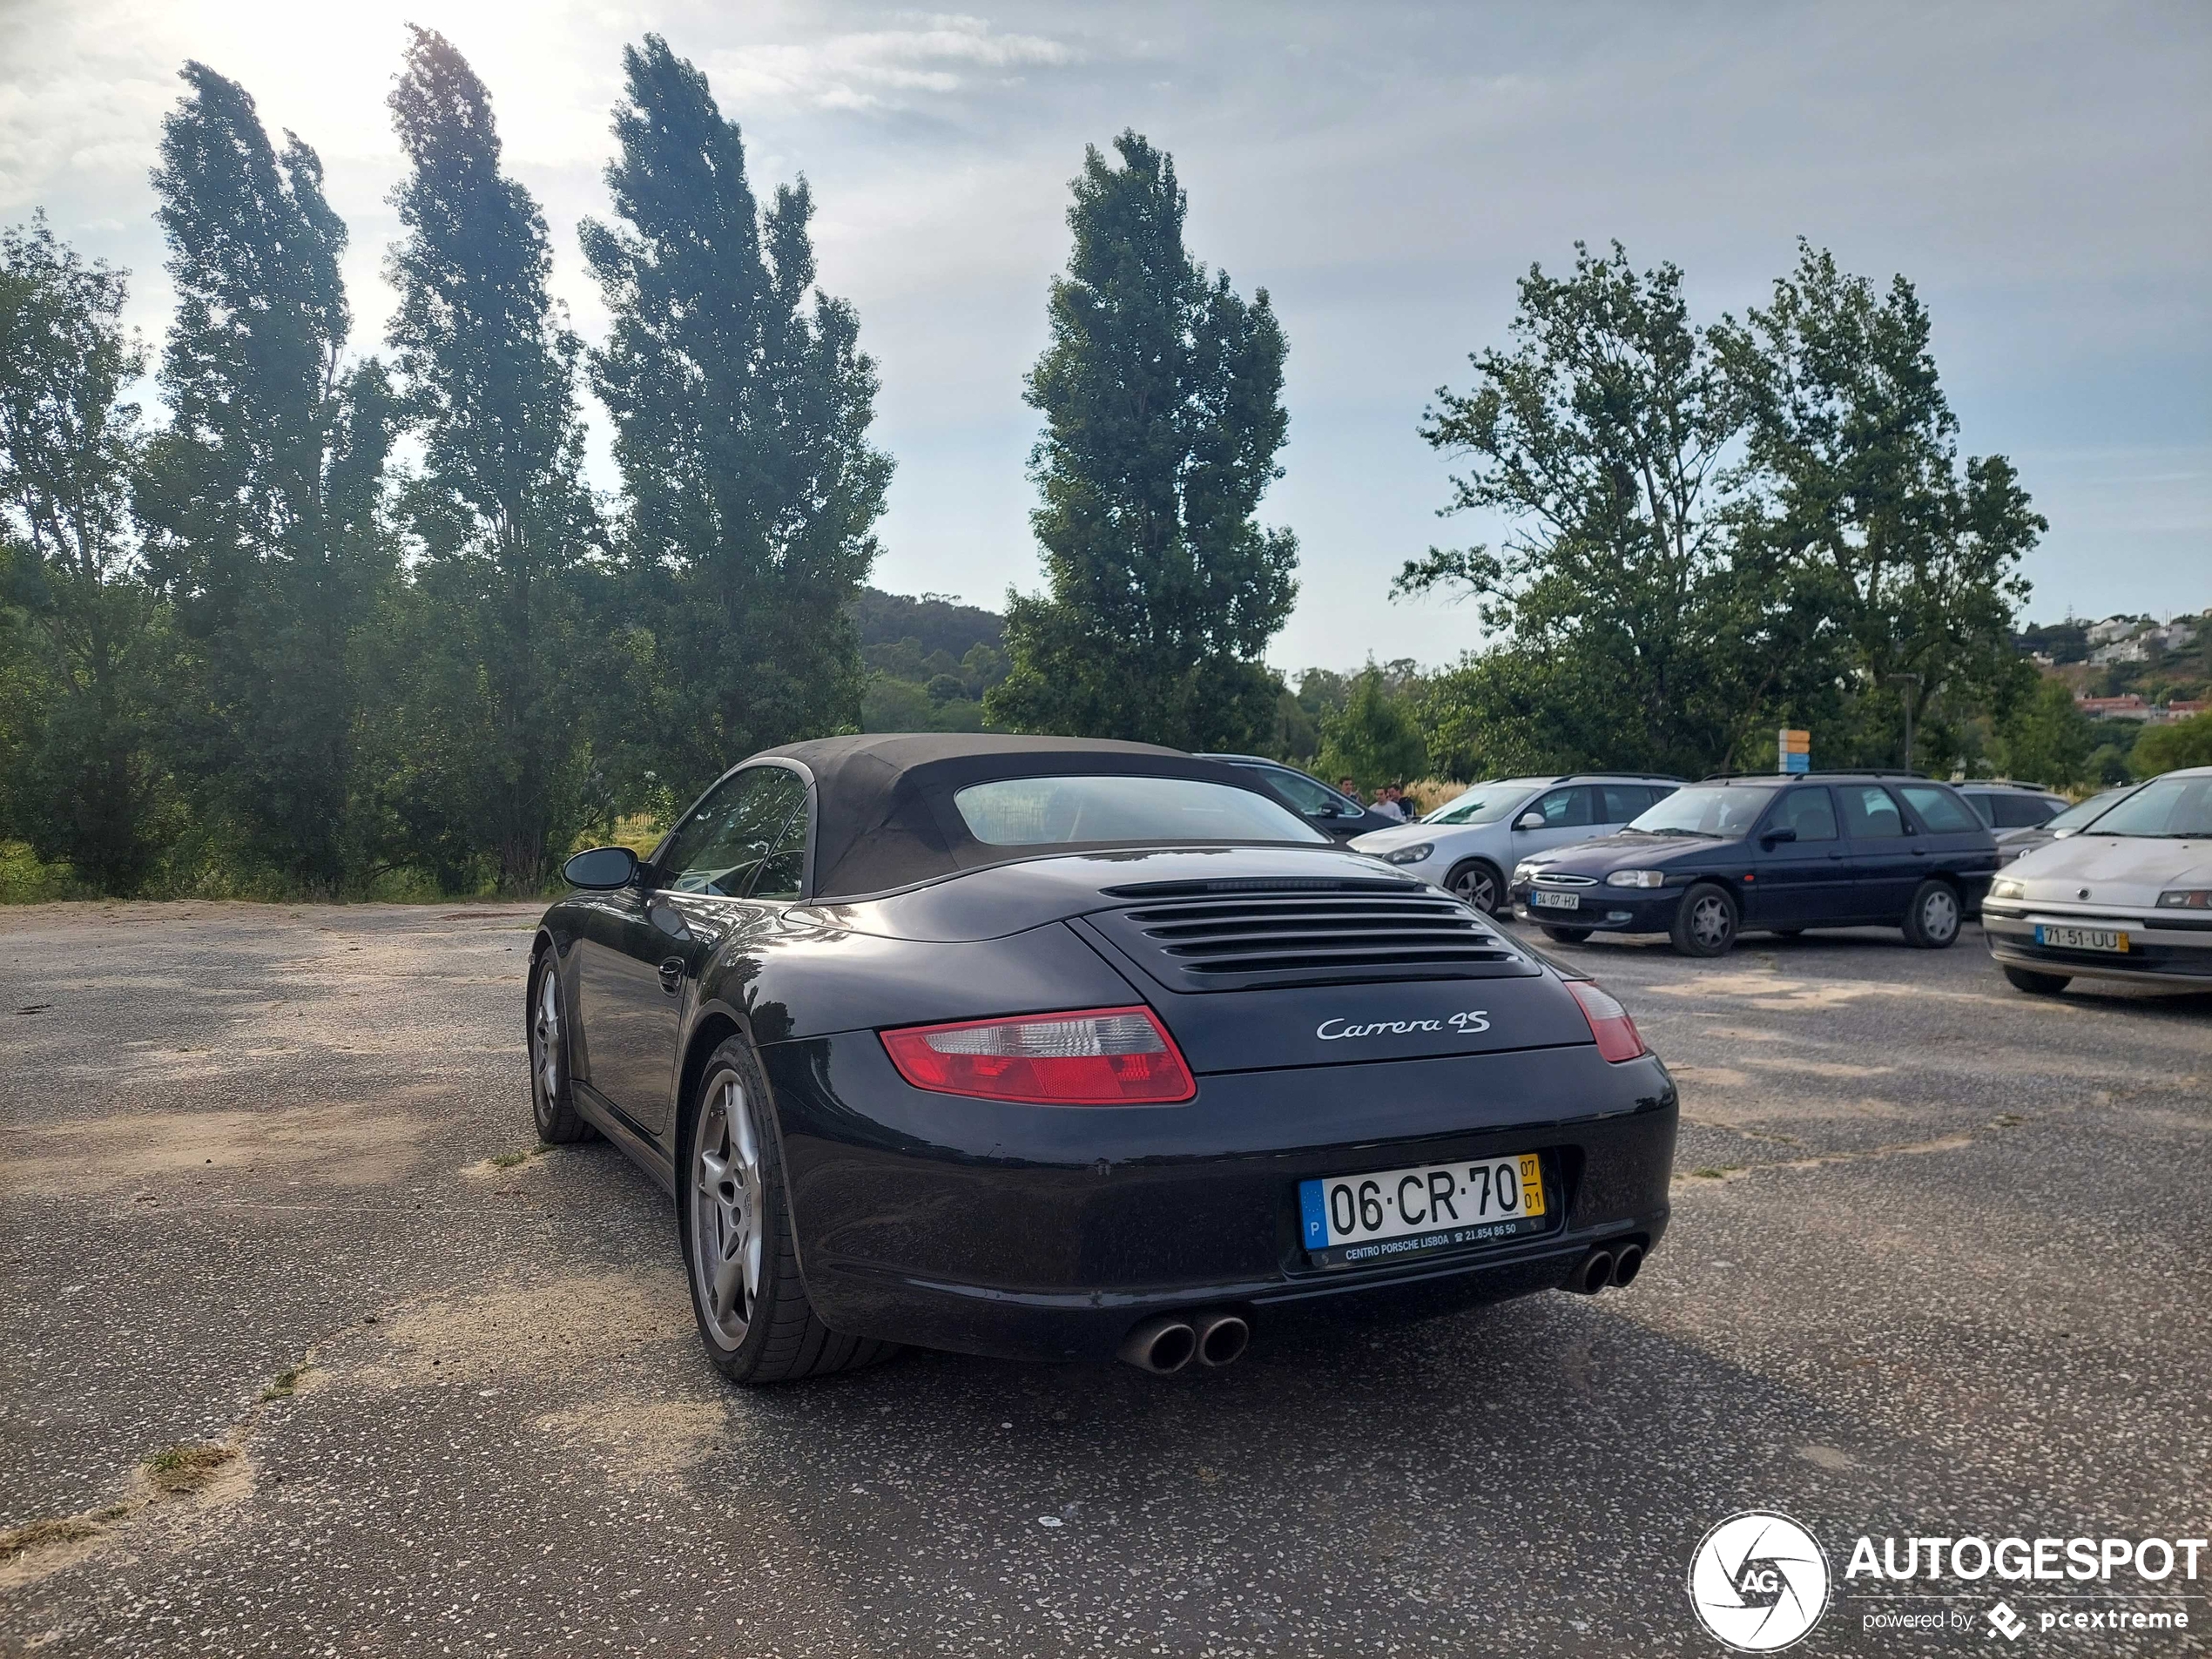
[691,1071,765,1350]
[532,970,563,1109]
[1688,892,1733,950]
[1921,886,1960,942]
[1449,864,1499,913]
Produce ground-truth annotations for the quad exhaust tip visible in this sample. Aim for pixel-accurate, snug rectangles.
[1119,1309,1251,1374]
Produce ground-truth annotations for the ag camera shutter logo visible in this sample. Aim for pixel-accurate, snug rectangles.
[1688,1511,1831,1651]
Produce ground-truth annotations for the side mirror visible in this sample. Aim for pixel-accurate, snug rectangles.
[563,846,639,890]
[1515,812,1546,831]
[1760,826,1798,849]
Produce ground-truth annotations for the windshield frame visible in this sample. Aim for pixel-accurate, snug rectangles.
[1622,782,1784,840]
[1422,778,1554,826]
[2070,774,2212,840]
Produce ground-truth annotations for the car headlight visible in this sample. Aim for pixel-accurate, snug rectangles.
[1513,862,1541,884]
[2157,888,2212,909]
[1604,869,1665,888]
[1381,842,1433,866]
[1990,877,2025,900]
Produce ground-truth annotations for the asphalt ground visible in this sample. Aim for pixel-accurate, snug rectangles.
[1,900,2207,1656]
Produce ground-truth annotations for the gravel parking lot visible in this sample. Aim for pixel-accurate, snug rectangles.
[3,901,2207,1656]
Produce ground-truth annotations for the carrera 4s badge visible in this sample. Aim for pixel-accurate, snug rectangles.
[1315,1010,1490,1041]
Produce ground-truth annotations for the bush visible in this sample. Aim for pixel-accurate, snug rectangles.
[2133,712,2212,776]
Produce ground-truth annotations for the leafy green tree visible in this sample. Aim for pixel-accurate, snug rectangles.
[1397,243,1765,777]
[1988,675,2094,787]
[988,132,1298,750]
[384,27,603,891]
[1716,242,2043,773]
[2134,711,2212,775]
[582,36,890,801]
[1318,667,1428,793]
[137,64,396,888]
[0,217,175,890]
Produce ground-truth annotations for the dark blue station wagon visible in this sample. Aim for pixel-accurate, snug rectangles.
[1507,773,2000,957]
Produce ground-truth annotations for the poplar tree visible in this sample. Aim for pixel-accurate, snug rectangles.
[138,63,395,887]
[583,35,889,801]
[0,218,172,890]
[987,132,1298,751]
[385,27,601,890]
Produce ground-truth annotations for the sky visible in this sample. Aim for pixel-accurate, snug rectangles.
[3,0,2207,672]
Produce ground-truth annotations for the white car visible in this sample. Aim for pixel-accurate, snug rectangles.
[1981,765,2212,995]
[1349,773,1680,914]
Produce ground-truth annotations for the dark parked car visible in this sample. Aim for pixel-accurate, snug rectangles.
[532,734,1676,1384]
[1508,772,2000,957]
[1990,784,2139,866]
[1200,753,1401,840]
[1956,780,2067,846]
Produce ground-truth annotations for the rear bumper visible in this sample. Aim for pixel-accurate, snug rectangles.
[1984,905,2212,986]
[761,1035,1677,1361]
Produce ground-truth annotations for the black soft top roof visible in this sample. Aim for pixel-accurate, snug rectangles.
[748,733,1312,899]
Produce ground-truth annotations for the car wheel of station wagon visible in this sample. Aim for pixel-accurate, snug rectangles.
[1670,882,1737,958]
[1539,925,1593,944]
[528,956,594,1144]
[1444,859,1505,915]
[2002,965,2072,996]
[1902,879,1962,949]
[679,1035,896,1385]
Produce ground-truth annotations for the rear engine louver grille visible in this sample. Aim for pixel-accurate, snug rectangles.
[1085,882,1521,992]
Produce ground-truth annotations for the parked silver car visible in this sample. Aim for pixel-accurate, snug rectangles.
[1349,773,1680,913]
[1982,766,2212,995]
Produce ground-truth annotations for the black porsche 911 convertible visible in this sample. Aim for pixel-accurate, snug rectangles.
[529,734,1676,1383]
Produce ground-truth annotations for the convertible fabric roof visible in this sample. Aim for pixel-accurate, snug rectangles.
[747,733,1303,899]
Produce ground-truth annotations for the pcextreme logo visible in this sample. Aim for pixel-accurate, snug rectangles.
[1688,1512,1831,1652]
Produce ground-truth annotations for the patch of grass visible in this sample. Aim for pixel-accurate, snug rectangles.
[1991,1112,2027,1128]
[259,1366,302,1401]
[0,1515,100,1561]
[142,1441,235,1494]
[488,1150,529,1169]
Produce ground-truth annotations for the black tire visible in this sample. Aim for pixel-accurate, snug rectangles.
[1902,879,1963,949]
[529,953,595,1143]
[2002,965,2071,996]
[1669,882,1738,958]
[678,1035,898,1385]
[1444,859,1506,915]
[1540,925,1595,943]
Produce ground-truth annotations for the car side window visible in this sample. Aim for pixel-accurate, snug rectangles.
[1991,795,2051,829]
[746,795,810,900]
[1257,765,1336,815]
[658,767,809,897]
[1601,785,1651,822]
[1838,785,1907,840]
[1774,787,1839,841]
[1964,794,1999,826]
[1527,786,1594,828]
[1898,783,1981,835]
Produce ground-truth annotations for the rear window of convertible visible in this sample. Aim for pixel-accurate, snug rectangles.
[952,775,1329,846]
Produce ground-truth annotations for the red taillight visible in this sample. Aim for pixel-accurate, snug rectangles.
[880,1006,1197,1106]
[1565,979,1646,1063]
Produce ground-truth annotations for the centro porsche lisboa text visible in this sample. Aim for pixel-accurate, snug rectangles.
[1315,1010,1490,1041]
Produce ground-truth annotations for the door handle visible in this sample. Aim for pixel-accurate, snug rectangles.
[658,958,684,994]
